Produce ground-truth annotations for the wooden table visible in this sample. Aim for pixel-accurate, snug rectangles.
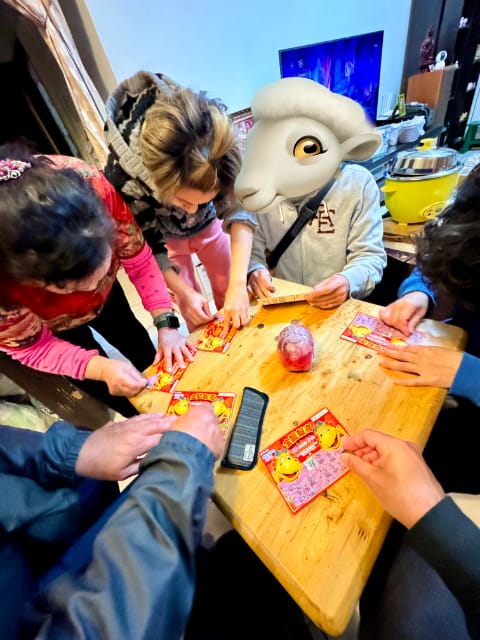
[131,278,466,635]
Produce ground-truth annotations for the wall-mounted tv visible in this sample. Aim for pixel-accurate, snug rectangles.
[279,31,384,124]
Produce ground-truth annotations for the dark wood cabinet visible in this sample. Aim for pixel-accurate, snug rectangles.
[443,0,480,147]
[402,0,480,149]
[401,0,464,92]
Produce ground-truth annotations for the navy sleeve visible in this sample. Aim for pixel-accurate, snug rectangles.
[450,352,480,407]
[29,430,216,640]
[0,422,90,535]
[0,422,89,487]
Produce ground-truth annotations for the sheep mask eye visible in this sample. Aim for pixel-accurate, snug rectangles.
[293,136,326,159]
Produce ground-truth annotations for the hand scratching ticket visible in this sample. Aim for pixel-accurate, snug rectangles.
[143,360,189,393]
[340,312,424,351]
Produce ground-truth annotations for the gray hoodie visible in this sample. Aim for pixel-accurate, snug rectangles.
[249,164,387,298]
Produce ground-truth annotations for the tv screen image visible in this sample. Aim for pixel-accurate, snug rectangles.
[279,31,384,123]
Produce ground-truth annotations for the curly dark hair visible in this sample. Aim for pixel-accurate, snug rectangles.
[416,164,480,310]
[0,144,114,286]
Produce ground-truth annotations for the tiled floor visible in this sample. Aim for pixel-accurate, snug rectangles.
[115,264,359,640]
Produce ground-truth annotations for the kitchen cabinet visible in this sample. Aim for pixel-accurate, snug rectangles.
[401,0,480,149]
[443,0,480,147]
[406,65,456,129]
[401,0,463,92]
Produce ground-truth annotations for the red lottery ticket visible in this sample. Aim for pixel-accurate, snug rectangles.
[166,390,236,431]
[340,312,424,352]
[259,408,350,514]
[196,316,238,353]
[143,359,189,393]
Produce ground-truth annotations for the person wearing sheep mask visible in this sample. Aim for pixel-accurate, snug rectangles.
[235,77,387,309]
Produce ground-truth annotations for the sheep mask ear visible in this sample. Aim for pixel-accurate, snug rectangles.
[340,133,382,161]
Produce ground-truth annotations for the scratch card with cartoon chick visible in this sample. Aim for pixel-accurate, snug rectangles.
[143,360,189,393]
[196,316,238,353]
[259,408,350,514]
[166,390,236,431]
[340,312,424,352]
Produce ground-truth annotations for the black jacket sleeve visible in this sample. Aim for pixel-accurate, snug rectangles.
[406,496,480,638]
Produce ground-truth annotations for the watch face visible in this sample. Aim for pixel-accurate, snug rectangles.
[167,315,180,329]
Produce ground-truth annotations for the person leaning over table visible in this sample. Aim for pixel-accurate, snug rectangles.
[104,71,257,332]
[342,428,480,640]
[0,144,195,418]
[1,405,314,640]
[377,164,480,494]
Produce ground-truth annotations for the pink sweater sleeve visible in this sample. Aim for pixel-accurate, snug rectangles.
[1,325,99,379]
[120,242,173,311]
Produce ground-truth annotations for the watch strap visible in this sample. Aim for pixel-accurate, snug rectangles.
[153,311,180,330]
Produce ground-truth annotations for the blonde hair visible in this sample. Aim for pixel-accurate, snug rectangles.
[140,87,241,202]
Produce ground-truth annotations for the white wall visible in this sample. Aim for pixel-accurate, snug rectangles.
[84,0,412,117]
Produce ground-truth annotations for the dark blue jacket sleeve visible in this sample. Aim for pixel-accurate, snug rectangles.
[406,496,480,638]
[0,421,89,486]
[450,352,480,407]
[30,430,216,640]
[398,267,436,307]
[399,270,480,406]
[0,422,90,534]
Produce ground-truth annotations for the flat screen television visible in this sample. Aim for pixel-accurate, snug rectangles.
[279,31,384,124]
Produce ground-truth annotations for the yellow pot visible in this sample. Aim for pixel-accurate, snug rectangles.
[381,167,459,224]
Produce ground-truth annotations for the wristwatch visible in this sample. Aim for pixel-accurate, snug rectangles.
[153,311,180,330]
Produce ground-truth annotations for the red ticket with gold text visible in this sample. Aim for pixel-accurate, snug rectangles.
[196,317,238,353]
[143,359,189,393]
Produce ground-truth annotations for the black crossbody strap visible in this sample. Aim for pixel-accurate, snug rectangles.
[266,178,335,270]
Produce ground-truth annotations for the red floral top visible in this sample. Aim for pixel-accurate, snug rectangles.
[0,155,172,378]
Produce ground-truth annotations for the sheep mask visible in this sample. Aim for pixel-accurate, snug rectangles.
[234,77,381,214]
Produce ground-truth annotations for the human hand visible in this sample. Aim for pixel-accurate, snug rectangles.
[170,404,225,459]
[156,329,196,371]
[175,286,215,330]
[86,356,147,396]
[379,292,429,336]
[341,429,445,528]
[247,268,276,299]
[76,413,175,480]
[304,274,350,309]
[379,344,463,388]
[221,283,250,335]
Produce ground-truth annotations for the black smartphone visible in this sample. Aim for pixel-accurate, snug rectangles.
[221,387,269,471]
